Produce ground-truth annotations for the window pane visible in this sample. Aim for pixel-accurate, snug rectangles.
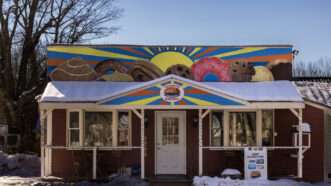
[230,112,256,146]
[262,110,273,146]
[211,112,223,146]
[84,112,112,146]
[70,130,80,146]
[118,112,130,146]
[69,112,79,128]
[162,117,179,145]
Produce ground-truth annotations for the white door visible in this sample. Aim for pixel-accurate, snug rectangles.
[156,111,186,175]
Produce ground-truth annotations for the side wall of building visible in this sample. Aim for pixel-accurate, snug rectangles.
[49,108,324,181]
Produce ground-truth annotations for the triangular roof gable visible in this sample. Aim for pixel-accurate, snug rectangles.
[99,75,248,106]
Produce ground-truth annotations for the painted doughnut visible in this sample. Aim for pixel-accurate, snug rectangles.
[99,71,134,82]
[165,64,193,79]
[50,58,97,81]
[252,66,274,81]
[95,59,130,76]
[129,60,164,82]
[191,57,231,82]
[229,61,255,82]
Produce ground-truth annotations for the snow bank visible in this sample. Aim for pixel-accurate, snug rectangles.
[0,175,148,186]
[193,176,323,186]
[0,151,40,177]
[221,169,241,176]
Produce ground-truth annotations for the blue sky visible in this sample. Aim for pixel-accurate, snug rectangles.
[94,0,331,62]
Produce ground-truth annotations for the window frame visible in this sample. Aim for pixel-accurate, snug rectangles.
[228,111,258,147]
[66,109,83,147]
[261,110,275,146]
[209,111,224,147]
[209,110,275,148]
[66,109,133,148]
[117,110,132,147]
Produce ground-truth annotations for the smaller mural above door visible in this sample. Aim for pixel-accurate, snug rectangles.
[47,45,293,82]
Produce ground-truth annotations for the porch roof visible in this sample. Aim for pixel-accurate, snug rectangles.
[40,75,303,103]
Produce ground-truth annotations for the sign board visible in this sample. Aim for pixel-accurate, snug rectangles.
[160,83,184,103]
[244,147,268,180]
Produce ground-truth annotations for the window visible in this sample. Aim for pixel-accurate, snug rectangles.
[210,110,274,147]
[67,110,133,148]
[210,112,223,146]
[84,112,112,146]
[162,117,179,145]
[229,112,256,146]
[262,110,274,146]
[68,111,80,146]
[118,111,131,146]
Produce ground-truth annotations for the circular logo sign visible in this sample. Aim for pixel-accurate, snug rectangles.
[160,84,184,103]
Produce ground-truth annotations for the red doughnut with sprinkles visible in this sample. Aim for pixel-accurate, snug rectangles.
[191,57,232,82]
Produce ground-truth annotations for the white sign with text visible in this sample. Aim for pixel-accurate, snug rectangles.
[244,147,268,180]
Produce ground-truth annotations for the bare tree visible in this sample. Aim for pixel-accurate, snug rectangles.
[0,0,122,151]
[293,57,331,77]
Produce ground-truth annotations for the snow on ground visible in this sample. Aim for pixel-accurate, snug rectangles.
[0,176,148,186]
[193,176,331,186]
[0,151,40,177]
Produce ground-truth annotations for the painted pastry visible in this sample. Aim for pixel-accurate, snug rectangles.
[99,71,134,82]
[270,63,291,80]
[229,61,255,82]
[191,57,231,82]
[49,58,97,81]
[95,59,130,76]
[252,66,274,81]
[129,60,164,82]
[165,64,193,79]
[251,171,261,178]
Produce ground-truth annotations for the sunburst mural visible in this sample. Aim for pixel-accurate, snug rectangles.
[102,80,244,106]
[47,45,293,82]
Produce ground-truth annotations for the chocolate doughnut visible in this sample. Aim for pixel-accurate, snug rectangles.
[99,71,134,82]
[165,64,193,79]
[129,61,164,82]
[229,61,255,82]
[95,59,130,76]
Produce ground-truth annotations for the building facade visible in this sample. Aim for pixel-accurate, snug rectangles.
[38,45,325,182]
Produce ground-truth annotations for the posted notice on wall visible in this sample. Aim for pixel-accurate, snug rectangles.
[244,147,268,180]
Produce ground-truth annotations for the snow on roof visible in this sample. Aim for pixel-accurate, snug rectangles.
[295,80,331,108]
[204,81,302,102]
[40,76,303,103]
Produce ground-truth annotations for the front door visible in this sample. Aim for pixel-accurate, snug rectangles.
[156,111,186,175]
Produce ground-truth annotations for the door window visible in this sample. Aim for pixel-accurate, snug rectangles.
[162,117,179,145]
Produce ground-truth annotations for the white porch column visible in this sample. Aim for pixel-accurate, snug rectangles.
[40,110,46,177]
[298,109,303,178]
[46,109,53,176]
[223,111,230,146]
[112,110,118,147]
[256,110,263,146]
[93,147,97,179]
[140,109,145,179]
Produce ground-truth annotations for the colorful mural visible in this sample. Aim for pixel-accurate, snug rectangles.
[47,45,293,82]
[102,80,244,106]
